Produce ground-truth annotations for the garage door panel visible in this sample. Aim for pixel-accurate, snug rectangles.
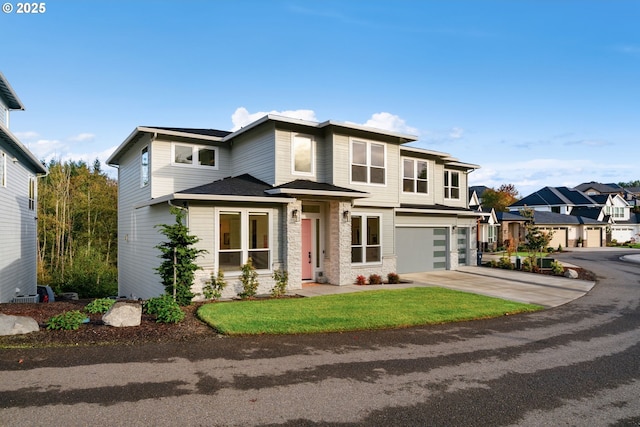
[544,228,567,248]
[397,227,447,273]
[586,229,601,247]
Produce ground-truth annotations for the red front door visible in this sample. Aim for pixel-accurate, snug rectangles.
[301,219,313,280]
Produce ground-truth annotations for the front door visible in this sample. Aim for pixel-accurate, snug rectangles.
[301,218,313,280]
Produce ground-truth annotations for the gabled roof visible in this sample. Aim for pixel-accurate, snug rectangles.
[0,72,25,110]
[509,186,597,208]
[469,185,491,197]
[571,207,604,221]
[498,209,606,225]
[177,173,275,197]
[575,181,622,194]
[266,179,369,199]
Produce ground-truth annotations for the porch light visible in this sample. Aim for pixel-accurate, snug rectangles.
[343,210,350,221]
[292,209,299,222]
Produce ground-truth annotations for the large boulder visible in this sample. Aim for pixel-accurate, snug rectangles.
[564,269,579,279]
[0,313,39,336]
[102,302,142,327]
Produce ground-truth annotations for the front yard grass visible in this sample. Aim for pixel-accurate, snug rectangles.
[197,287,543,335]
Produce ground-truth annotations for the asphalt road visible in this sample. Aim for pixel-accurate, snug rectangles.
[1,249,639,426]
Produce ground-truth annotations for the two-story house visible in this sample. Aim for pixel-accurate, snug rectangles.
[107,115,480,300]
[0,72,48,303]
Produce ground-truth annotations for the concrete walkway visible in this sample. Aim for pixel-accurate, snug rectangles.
[295,266,596,308]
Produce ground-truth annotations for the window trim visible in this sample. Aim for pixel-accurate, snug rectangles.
[171,142,218,170]
[140,145,149,188]
[444,170,461,200]
[402,157,429,194]
[215,208,273,274]
[350,138,387,186]
[28,175,36,211]
[0,151,5,188]
[351,213,383,265]
[291,133,315,176]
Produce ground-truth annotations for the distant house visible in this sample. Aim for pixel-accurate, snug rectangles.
[469,186,498,252]
[107,116,481,300]
[0,72,48,303]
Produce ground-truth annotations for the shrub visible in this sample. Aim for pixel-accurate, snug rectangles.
[203,270,227,300]
[498,256,514,270]
[521,257,540,273]
[550,260,564,275]
[144,295,185,323]
[47,310,86,330]
[557,244,563,252]
[238,258,259,299]
[84,298,116,314]
[271,268,288,297]
[355,275,366,286]
[387,272,400,284]
[368,274,383,285]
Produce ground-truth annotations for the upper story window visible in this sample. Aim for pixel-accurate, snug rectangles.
[28,176,36,210]
[403,158,428,193]
[0,151,5,187]
[292,134,314,175]
[140,146,149,187]
[172,143,217,169]
[444,170,460,199]
[351,140,385,185]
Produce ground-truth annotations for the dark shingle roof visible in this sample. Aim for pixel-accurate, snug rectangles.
[146,126,232,138]
[177,174,275,197]
[272,180,367,194]
[575,181,621,194]
[571,207,604,220]
[498,210,606,225]
[469,185,491,197]
[400,204,474,212]
[510,186,596,207]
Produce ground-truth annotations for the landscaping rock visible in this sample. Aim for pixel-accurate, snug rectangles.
[0,313,39,336]
[564,269,579,279]
[102,302,142,327]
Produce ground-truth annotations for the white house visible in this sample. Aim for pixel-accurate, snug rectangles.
[107,116,480,300]
[0,72,48,303]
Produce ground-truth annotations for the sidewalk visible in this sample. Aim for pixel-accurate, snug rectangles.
[295,266,596,308]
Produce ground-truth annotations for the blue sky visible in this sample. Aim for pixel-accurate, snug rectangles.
[2,0,639,196]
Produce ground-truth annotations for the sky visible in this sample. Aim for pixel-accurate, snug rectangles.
[2,0,639,197]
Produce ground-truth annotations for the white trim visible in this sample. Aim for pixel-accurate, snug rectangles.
[350,138,387,187]
[401,157,429,194]
[444,169,461,200]
[351,212,383,265]
[171,142,219,170]
[291,133,315,177]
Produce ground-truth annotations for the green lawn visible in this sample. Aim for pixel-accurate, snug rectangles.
[197,287,543,335]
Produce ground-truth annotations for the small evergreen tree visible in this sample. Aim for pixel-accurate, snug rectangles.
[155,207,206,306]
[520,207,553,271]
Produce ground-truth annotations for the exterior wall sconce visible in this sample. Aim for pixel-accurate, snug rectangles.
[12,157,18,163]
[343,210,350,221]
[292,209,299,222]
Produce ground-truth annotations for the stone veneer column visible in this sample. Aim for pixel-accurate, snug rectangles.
[286,200,302,289]
[325,200,353,285]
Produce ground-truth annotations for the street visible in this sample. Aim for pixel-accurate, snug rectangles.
[1,249,639,426]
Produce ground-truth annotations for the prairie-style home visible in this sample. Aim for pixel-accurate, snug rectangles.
[107,115,480,300]
[0,72,48,303]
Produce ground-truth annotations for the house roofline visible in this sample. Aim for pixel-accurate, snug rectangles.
[0,72,25,111]
[265,188,371,199]
[133,193,294,209]
[0,124,47,174]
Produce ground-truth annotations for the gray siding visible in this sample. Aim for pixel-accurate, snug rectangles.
[274,128,327,184]
[231,124,276,184]
[0,142,38,302]
[351,206,395,257]
[0,99,7,128]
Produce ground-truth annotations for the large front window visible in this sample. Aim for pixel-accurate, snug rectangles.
[351,140,385,185]
[444,170,460,199]
[351,214,381,263]
[218,210,271,271]
[292,134,313,175]
[172,143,217,168]
[403,158,428,193]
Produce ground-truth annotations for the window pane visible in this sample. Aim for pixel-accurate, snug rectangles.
[417,161,428,180]
[351,247,362,263]
[444,171,449,186]
[367,217,379,245]
[141,147,149,186]
[249,250,269,269]
[174,145,192,164]
[451,171,459,187]
[403,179,414,192]
[370,167,385,184]
[366,247,380,263]
[352,141,366,165]
[370,144,384,167]
[451,188,460,199]
[417,180,428,193]
[219,252,242,271]
[220,212,241,250]
[403,159,414,179]
[293,136,312,173]
[352,165,367,182]
[249,213,269,249]
[351,216,362,245]
[198,148,215,167]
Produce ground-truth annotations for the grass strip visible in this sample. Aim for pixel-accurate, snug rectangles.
[197,287,543,335]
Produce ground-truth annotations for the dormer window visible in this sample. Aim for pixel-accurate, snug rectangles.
[172,143,217,169]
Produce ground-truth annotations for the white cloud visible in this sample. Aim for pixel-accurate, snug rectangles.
[361,112,418,135]
[231,107,318,131]
[449,127,464,139]
[13,131,40,140]
[69,133,96,142]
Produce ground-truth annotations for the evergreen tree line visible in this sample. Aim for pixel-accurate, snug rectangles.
[37,159,118,298]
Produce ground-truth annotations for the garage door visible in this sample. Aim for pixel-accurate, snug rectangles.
[396,227,448,273]
[542,228,567,248]
[586,228,601,247]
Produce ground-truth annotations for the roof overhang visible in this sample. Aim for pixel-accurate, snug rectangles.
[0,72,25,110]
[265,188,370,199]
[134,192,294,209]
[0,125,47,174]
[396,207,482,217]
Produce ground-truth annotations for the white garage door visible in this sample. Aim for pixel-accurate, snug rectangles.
[542,228,567,249]
[396,227,448,273]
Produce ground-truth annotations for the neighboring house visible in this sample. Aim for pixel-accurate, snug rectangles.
[107,115,480,300]
[0,72,48,303]
[469,187,498,252]
[506,186,615,247]
[575,181,639,206]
